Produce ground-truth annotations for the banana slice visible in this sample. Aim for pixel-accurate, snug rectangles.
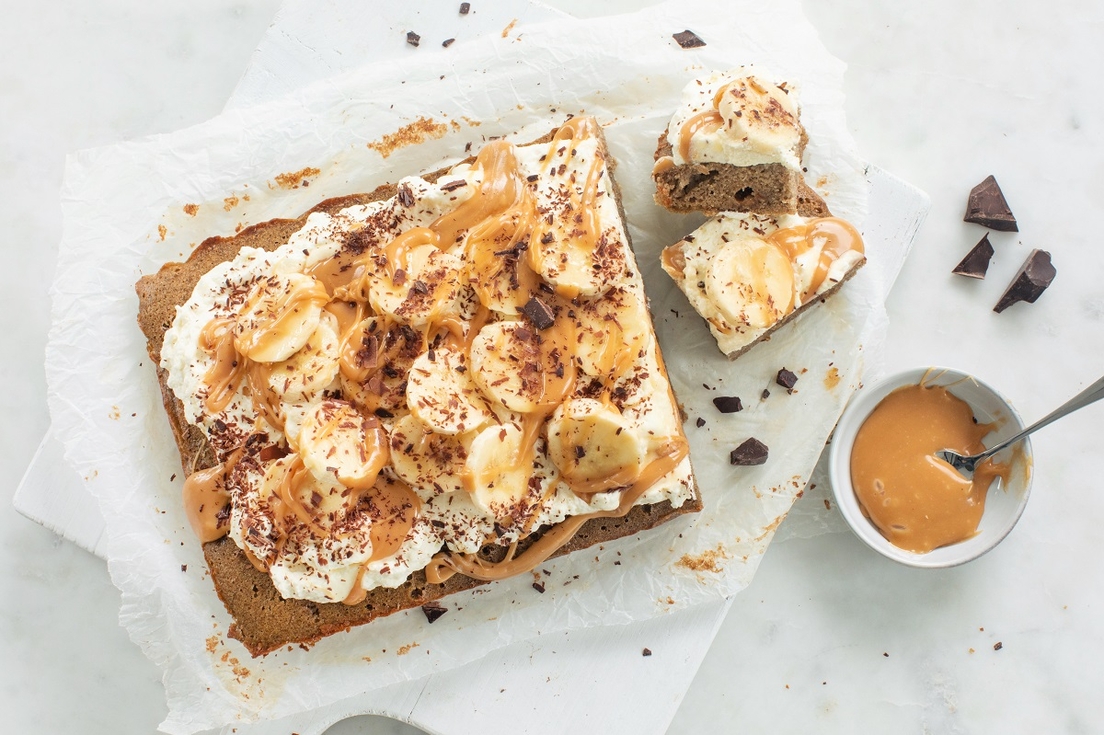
[235,272,329,363]
[389,413,469,499]
[406,347,493,436]
[527,220,621,300]
[464,421,550,524]
[546,398,646,493]
[368,241,463,327]
[705,234,795,330]
[470,321,574,413]
[340,318,425,415]
[716,75,801,154]
[573,287,651,382]
[297,399,390,491]
[266,311,341,404]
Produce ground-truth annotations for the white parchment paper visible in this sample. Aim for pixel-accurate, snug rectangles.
[45,1,883,732]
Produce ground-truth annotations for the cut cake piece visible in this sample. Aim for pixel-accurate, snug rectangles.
[136,117,700,656]
[653,68,826,216]
[660,210,866,359]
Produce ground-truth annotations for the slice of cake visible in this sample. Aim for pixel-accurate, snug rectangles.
[137,117,700,656]
[661,211,865,359]
[653,68,826,216]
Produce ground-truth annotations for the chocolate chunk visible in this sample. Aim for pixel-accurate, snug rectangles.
[532,582,546,594]
[952,234,995,279]
[964,175,1017,231]
[459,2,471,14]
[421,602,448,623]
[695,417,706,428]
[520,296,556,330]
[775,368,798,392]
[396,183,415,208]
[406,31,421,47]
[442,38,455,48]
[672,29,706,48]
[713,396,742,413]
[730,438,769,466]
[642,647,653,657]
[994,249,1055,313]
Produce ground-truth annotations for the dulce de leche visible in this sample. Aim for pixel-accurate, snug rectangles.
[850,383,1010,553]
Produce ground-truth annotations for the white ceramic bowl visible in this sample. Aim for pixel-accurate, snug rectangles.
[828,367,1033,568]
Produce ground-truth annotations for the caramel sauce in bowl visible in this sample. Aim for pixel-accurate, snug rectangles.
[828,367,1033,567]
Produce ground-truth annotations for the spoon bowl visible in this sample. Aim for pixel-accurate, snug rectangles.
[829,367,1033,568]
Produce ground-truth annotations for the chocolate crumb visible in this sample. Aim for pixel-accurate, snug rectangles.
[952,234,995,279]
[672,29,706,48]
[575,445,586,459]
[440,179,466,192]
[730,438,769,466]
[170,473,177,482]
[421,602,448,623]
[994,249,1055,313]
[993,641,1003,651]
[442,38,455,48]
[713,395,743,413]
[532,582,546,594]
[964,175,1017,231]
[761,389,770,400]
[411,279,429,295]
[695,417,706,428]
[642,647,653,657]
[459,2,471,14]
[776,368,798,392]
[520,296,556,330]
[397,183,415,208]
[406,31,421,47]
[181,564,187,572]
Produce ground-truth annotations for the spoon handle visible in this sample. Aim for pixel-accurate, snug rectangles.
[977,373,1104,462]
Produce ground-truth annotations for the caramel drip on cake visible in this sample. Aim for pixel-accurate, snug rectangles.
[767,217,864,302]
[425,438,689,583]
[182,449,242,543]
[678,110,723,161]
[183,116,692,600]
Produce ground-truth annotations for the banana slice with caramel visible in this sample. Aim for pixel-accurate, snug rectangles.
[266,311,341,404]
[297,399,389,491]
[546,398,646,493]
[235,272,329,363]
[706,234,795,329]
[716,75,801,154]
[406,347,493,436]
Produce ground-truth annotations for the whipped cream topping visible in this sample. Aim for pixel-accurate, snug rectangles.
[162,118,695,604]
[664,67,803,169]
[661,212,865,356]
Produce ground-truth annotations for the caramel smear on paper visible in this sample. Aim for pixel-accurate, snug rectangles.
[367,117,450,158]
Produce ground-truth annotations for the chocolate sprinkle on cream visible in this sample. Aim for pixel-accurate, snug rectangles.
[953,234,995,279]
[672,29,706,49]
[712,396,743,413]
[964,175,1017,232]
[730,438,769,466]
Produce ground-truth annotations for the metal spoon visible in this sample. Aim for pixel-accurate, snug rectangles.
[939,373,1104,476]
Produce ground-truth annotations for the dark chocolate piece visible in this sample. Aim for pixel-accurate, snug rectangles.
[712,396,742,413]
[775,368,798,392]
[994,249,1055,313]
[730,438,769,466]
[440,179,466,192]
[695,417,706,428]
[442,38,455,48]
[460,2,471,14]
[532,582,546,594]
[642,648,653,657]
[672,30,706,49]
[406,31,421,47]
[952,234,995,279]
[520,296,556,330]
[964,175,1017,232]
[421,602,448,623]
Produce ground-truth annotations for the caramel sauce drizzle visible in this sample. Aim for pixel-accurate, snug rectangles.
[181,449,242,543]
[766,217,864,302]
[188,116,692,592]
[677,110,723,161]
[425,438,689,583]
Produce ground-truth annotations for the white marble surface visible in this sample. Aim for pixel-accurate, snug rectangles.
[3,0,1103,733]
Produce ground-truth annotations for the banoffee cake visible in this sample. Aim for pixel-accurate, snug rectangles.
[137,117,700,657]
[652,68,827,216]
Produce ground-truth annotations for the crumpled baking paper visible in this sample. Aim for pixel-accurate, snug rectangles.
[45,1,882,732]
